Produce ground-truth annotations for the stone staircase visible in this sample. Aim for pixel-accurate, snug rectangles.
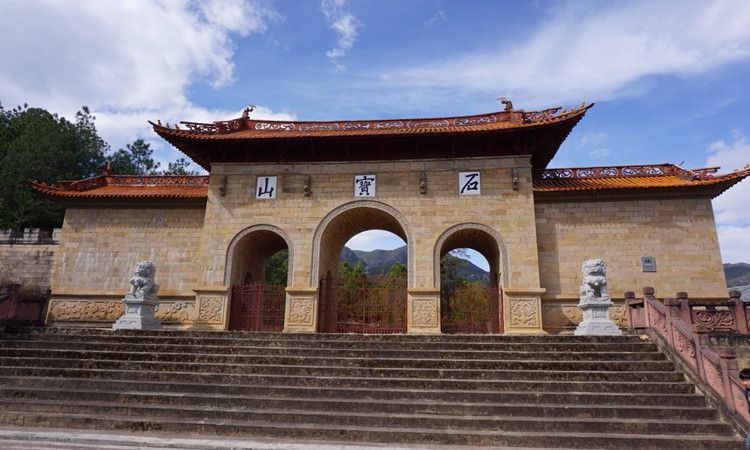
[0,327,744,449]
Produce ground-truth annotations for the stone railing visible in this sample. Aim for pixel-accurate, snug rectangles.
[625,288,750,427]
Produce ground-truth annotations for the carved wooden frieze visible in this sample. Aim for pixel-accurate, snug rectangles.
[288,297,313,326]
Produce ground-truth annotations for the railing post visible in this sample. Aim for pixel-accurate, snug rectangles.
[693,324,710,379]
[664,296,681,347]
[719,347,739,411]
[729,290,748,334]
[676,292,691,324]
[624,291,644,330]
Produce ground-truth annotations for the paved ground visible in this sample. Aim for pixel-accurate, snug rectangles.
[0,428,431,450]
[0,427,544,450]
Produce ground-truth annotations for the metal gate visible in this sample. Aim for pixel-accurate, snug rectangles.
[441,284,502,334]
[229,282,286,332]
[318,273,407,334]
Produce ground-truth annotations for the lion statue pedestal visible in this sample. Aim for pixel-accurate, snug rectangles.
[574,259,621,336]
[113,261,162,330]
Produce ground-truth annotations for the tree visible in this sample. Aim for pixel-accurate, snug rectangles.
[387,261,407,279]
[110,139,160,175]
[440,249,470,288]
[163,157,198,175]
[0,103,108,230]
[264,249,288,286]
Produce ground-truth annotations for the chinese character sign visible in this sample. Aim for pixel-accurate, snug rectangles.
[354,175,376,197]
[256,176,277,199]
[458,172,481,195]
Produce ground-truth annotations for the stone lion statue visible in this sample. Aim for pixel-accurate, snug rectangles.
[128,261,159,298]
[580,258,607,302]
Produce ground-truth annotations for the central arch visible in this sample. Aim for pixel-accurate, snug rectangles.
[310,200,415,287]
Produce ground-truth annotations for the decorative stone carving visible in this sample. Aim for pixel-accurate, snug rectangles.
[198,295,223,323]
[113,261,162,330]
[509,298,539,328]
[574,259,622,336]
[48,300,124,322]
[288,297,313,325]
[155,301,196,324]
[412,298,438,327]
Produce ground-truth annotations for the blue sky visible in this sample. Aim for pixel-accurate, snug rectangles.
[2,0,750,266]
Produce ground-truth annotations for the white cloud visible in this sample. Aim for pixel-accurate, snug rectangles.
[320,0,361,70]
[375,0,750,108]
[718,225,750,263]
[707,131,750,225]
[425,10,447,27]
[346,230,405,252]
[0,0,280,156]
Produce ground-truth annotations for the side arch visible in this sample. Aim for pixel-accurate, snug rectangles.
[433,222,509,288]
[223,224,294,287]
[310,200,416,287]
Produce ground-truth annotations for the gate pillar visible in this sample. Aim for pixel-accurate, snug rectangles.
[284,287,318,333]
[408,289,441,334]
[503,289,547,334]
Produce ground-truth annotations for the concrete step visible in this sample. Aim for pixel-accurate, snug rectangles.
[0,399,736,436]
[0,328,743,448]
[0,410,742,449]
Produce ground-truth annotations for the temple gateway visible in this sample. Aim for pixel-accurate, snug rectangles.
[33,101,750,334]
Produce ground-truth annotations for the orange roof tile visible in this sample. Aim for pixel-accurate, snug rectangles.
[31,175,209,199]
[534,164,750,198]
[151,102,593,170]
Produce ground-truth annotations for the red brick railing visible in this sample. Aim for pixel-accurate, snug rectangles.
[625,288,750,426]
[0,284,50,325]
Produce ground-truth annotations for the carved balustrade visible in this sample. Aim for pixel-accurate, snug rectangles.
[625,288,750,427]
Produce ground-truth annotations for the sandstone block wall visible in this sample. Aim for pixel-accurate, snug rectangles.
[47,206,205,327]
[0,228,60,294]
[535,196,727,333]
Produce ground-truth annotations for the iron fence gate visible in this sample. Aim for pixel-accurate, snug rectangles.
[229,282,286,332]
[441,284,502,334]
[318,274,407,334]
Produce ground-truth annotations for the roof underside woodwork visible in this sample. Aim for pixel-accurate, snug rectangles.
[150,104,593,171]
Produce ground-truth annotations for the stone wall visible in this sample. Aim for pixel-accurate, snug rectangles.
[0,228,60,294]
[199,156,544,333]
[535,196,727,333]
[47,206,205,327]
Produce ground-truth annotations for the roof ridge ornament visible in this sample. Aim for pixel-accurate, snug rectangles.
[497,97,514,112]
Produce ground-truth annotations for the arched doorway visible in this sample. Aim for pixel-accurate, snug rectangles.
[312,201,414,333]
[225,225,293,332]
[434,224,507,334]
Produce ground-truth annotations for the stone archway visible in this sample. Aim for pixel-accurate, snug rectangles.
[311,200,415,333]
[224,225,293,332]
[224,224,294,288]
[310,200,415,287]
[433,223,508,334]
[433,223,508,289]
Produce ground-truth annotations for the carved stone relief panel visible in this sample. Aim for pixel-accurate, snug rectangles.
[48,299,125,323]
[155,301,196,324]
[509,297,540,328]
[197,295,224,323]
[411,297,438,327]
[288,297,313,326]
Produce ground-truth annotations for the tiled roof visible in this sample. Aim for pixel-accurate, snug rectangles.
[31,175,209,198]
[534,163,750,198]
[151,102,593,170]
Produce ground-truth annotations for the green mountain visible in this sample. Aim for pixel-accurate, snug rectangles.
[339,245,488,281]
[724,263,750,288]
